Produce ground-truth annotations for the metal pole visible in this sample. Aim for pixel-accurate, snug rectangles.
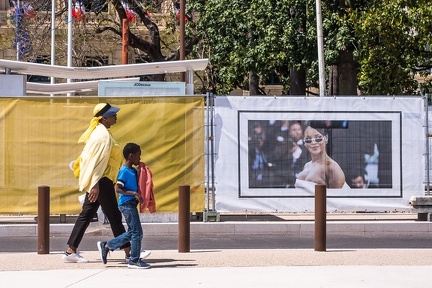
[314,184,326,251]
[316,0,326,96]
[67,0,73,97]
[209,93,216,211]
[205,92,210,216]
[122,18,129,66]
[16,0,20,60]
[178,185,190,252]
[50,0,56,98]
[50,1,56,81]
[37,185,50,254]
[179,0,185,83]
[426,96,430,195]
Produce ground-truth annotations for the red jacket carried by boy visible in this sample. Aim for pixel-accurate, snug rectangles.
[137,162,156,213]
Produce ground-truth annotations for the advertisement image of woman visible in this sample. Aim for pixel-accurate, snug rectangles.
[295,125,346,190]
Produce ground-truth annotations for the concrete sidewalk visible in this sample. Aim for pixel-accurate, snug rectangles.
[2,265,431,288]
[1,249,432,287]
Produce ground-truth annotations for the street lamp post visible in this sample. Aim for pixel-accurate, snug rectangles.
[316,0,326,97]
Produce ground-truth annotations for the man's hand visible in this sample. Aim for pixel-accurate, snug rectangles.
[88,184,100,202]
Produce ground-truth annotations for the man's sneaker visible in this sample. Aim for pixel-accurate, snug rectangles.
[97,241,109,264]
[125,250,151,263]
[128,259,151,269]
[62,251,89,263]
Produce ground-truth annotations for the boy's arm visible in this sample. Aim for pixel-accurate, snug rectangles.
[115,183,144,203]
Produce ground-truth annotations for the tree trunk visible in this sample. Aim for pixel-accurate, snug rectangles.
[290,68,306,95]
[334,0,358,96]
[338,50,358,95]
[328,65,339,95]
[249,71,259,95]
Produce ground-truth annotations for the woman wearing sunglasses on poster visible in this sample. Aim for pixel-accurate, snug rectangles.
[295,124,346,191]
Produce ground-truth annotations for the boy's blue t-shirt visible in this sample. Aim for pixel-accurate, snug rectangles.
[116,165,138,206]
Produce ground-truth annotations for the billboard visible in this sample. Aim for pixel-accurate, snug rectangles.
[98,81,186,96]
[214,96,425,212]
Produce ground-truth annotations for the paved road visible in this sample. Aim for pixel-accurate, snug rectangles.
[1,233,432,253]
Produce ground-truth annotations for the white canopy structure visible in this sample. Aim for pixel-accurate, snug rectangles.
[26,78,140,95]
[0,59,209,95]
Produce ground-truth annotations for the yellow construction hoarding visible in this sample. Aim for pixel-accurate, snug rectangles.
[0,97,205,214]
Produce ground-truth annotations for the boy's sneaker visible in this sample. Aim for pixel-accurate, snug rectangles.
[62,251,89,263]
[128,259,151,269]
[124,250,151,263]
[97,241,109,264]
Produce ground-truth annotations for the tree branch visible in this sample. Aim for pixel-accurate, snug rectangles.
[95,26,122,36]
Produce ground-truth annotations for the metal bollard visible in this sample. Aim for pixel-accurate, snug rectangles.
[37,185,50,254]
[178,185,190,253]
[314,184,326,252]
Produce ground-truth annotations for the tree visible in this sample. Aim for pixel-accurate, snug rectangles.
[191,0,432,96]
[189,0,318,95]
[349,0,432,95]
[324,0,358,95]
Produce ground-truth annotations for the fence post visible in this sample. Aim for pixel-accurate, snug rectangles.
[178,185,190,253]
[37,185,50,254]
[314,184,326,252]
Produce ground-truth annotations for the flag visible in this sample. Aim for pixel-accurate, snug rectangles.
[72,1,86,22]
[22,2,36,18]
[9,0,33,59]
[173,1,191,23]
[9,0,35,18]
[122,1,136,22]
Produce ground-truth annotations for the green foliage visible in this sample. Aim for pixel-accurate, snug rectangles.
[322,3,357,65]
[350,0,432,95]
[189,0,317,94]
[191,0,432,95]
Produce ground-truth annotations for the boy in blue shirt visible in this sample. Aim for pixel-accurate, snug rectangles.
[97,143,151,269]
